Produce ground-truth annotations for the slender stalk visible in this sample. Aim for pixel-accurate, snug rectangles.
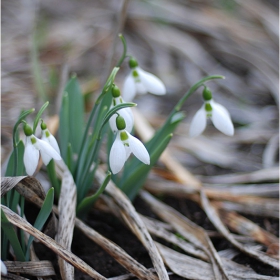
[116,34,127,67]
[175,75,225,112]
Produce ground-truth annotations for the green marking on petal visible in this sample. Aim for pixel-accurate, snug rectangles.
[45,130,50,137]
[31,136,37,144]
[205,103,212,112]
[120,131,129,141]
[132,70,139,78]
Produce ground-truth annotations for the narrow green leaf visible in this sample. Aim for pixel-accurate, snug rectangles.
[64,75,85,154]
[77,172,111,217]
[25,188,54,260]
[59,92,70,159]
[1,209,25,261]
[47,159,61,198]
[120,134,173,200]
[5,140,25,176]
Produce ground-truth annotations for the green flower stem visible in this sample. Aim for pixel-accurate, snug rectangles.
[175,75,225,112]
[116,33,127,67]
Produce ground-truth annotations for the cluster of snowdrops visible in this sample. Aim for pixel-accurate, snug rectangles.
[22,57,234,177]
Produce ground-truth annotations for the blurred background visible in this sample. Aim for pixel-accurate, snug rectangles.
[1,0,279,177]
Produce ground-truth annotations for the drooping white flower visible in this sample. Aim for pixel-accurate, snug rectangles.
[41,122,61,164]
[189,99,234,137]
[23,123,61,176]
[109,85,134,133]
[109,115,150,174]
[1,260,7,275]
[122,57,166,101]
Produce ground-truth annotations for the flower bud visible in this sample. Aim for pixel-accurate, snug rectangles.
[203,87,212,101]
[40,121,47,130]
[129,57,138,68]
[23,123,33,136]
[116,115,126,130]
[112,85,121,98]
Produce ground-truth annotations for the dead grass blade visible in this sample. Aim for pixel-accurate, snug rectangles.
[2,273,29,280]
[219,210,279,251]
[139,190,229,280]
[2,175,161,280]
[1,176,27,196]
[200,190,279,269]
[3,261,55,277]
[156,243,214,280]
[1,205,107,280]
[55,160,77,280]
[95,168,170,280]
[212,199,279,218]
[199,167,279,184]
[140,215,208,261]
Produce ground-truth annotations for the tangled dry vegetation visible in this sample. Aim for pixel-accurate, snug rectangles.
[1,0,279,279]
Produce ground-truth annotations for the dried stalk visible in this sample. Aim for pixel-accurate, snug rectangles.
[55,160,77,280]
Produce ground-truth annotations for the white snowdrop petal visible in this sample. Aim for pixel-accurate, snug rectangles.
[211,102,234,136]
[135,80,147,95]
[24,138,39,176]
[124,145,131,160]
[109,108,134,134]
[189,106,207,137]
[138,68,166,95]
[109,136,127,174]
[1,260,7,275]
[121,108,134,133]
[122,74,137,101]
[127,133,150,165]
[36,139,61,165]
[47,135,61,155]
[109,114,118,133]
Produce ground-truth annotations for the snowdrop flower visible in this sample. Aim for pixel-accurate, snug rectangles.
[109,85,134,133]
[122,57,166,101]
[41,121,61,154]
[23,123,61,176]
[109,115,150,174]
[189,87,234,137]
[1,260,7,275]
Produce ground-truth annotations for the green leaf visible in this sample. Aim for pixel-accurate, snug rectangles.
[25,188,54,260]
[1,209,25,261]
[33,101,49,133]
[47,160,61,198]
[77,171,111,217]
[59,91,70,159]
[59,75,85,161]
[5,140,25,176]
[120,134,173,200]
[65,76,85,154]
